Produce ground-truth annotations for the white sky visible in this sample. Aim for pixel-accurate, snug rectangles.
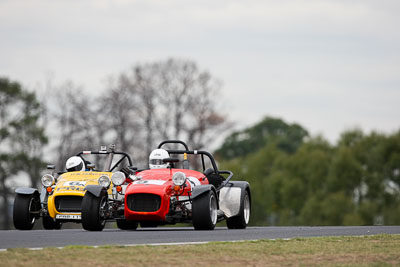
[1,0,399,144]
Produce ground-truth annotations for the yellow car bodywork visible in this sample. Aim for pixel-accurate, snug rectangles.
[47,171,113,220]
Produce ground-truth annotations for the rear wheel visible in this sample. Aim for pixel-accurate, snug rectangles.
[42,215,62,230]
[13,194,40,230]
[226,189,250,229]
[192,190,218,230]
[81,190,108,231]
[116,219,138,230]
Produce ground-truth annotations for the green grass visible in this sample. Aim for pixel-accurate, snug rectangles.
[1,235,400,266]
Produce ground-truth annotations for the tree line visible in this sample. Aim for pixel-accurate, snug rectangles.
[0,78,47,228]
[1,58,399,229]
[0,58,230,229]
[218,117,400,226]
[47,58,230,170]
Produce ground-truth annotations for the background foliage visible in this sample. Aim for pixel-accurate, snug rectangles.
[0,78,47,229]
[1,58,400,229]
[218,117,400,226]
[46,58,230,170]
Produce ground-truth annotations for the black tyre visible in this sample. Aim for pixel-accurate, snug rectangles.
[81,190,108,231]
[226,189,251,229]
[13,194,40,230]
[116,219,138,230]
[42,215,62,230]
[192,190,218,230]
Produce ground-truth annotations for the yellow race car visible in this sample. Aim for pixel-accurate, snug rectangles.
[13,145,135,230]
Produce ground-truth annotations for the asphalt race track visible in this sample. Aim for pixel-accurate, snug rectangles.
[1,226,400,249]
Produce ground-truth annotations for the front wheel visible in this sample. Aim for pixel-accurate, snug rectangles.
[116,219,138,230]
[81,190,108,231]
[13,194,40,230]
[42,215,62,230]
[226,189,251,229]
[192,190,218,230]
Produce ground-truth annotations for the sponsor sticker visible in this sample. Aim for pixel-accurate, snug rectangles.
[56,186,85,192]
[56,214,81,220]
[63,181,86,187]
[133,180,166,185]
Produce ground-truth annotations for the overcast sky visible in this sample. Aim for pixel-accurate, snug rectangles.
[1,0,399,144]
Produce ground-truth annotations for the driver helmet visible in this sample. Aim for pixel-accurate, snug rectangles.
[66,156,85,172]
[149,149,170,169]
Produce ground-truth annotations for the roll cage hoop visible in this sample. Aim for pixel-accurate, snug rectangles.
[76,150,133,172]
[157,140,233,190]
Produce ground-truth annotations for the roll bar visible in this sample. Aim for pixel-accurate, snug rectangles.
[76,151,133,172]
[158,140,189,151]
[166,149,219,174]
[158,140,234,191]
[157,140,218,172]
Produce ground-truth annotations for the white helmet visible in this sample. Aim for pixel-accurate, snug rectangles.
[149,149,170,169]
[66,156,85,172]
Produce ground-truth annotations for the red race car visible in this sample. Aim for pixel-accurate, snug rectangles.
[81,140,251,231]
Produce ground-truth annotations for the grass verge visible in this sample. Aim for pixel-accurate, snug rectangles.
[1,234,399,266]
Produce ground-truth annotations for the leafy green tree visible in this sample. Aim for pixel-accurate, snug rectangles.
[221,143,288,225]
[327,146,363,195]
[269,137,333,225]
[300,191,356,225]
[215,116,308,160]
[0,78,47,229]
[218,117,400,226]
[335,130,400,225]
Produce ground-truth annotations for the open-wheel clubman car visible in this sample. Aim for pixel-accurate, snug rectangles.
[81,140,251,231]
[13,145,134,230]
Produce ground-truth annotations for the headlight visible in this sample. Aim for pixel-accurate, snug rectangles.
[98,175,111,188]
[41,174,55,187]
[172,172,186,186]
[111,171,125,186]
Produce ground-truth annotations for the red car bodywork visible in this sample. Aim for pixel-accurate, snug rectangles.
[124,168,209,222]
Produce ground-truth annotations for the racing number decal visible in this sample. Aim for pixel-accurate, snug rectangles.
[56,214,81,220]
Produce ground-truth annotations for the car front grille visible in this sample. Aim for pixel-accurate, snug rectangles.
[55,196,83,212]
[127,194,161,212]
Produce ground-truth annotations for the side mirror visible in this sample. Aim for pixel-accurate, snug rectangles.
[47,164,55,170]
